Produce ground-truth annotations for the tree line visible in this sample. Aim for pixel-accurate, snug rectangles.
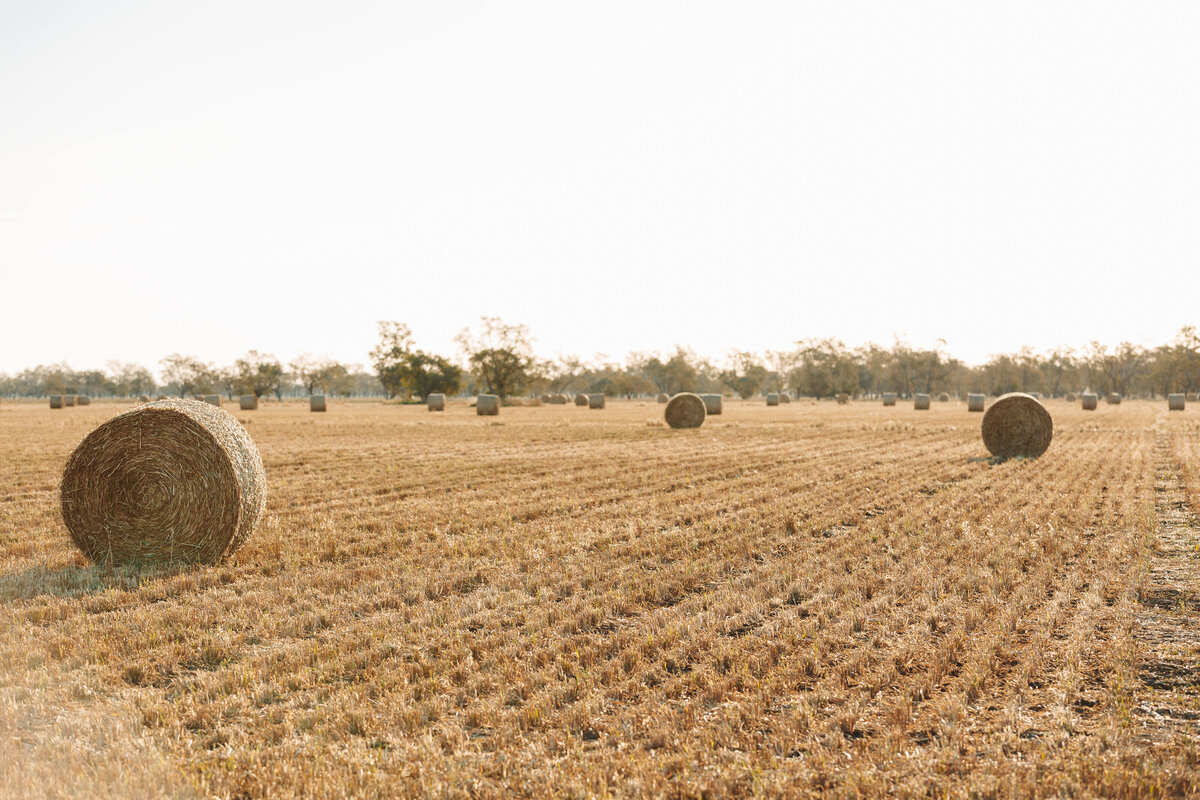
[2,320,1197,401]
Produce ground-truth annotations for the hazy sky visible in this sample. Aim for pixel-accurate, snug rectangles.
[2,1,1197,374]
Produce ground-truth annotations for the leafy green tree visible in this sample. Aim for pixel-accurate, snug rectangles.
[720,351,769,399]
[455,317,540,400]
[370,321,415,399]
[234,351,284,399]
[400,351,462,399]
[159,354,213,398]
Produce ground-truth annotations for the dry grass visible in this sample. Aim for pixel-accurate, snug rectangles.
[0,398,1197,798]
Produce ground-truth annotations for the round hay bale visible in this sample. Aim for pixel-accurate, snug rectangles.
[239,395,258,411]
[882,392,897,406]
[1064,393,1076,403]
[574,393,588,407]
[203,394,221,407]
[1188,392,1198,402]
[766,393,780,406]
[310,395,327,412]
[49,395,63,409]
[1168,393,1185,411]
[64,395,76,407]
[59,398,266,566]
[1106,392,1121,405]
[77,395,91,406]
[1081,392,1098,410]
[137,395,151,403]
[779,392,791,404]
[664,393,706,429]
[967,393,985,412]
[981,392,1053,459]
[476,394,499,416]
[937,392,950,402]
[156,394,168,401]
[835,393,849,405]
[700,394,722,415]
[540,394,551,404]
[657,393,669,404]
[550,393,568,404]
[588,393,605,409]
[913,393,930,410]
[427,393,445,411]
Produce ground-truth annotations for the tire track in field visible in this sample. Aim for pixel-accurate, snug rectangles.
[1133,424,1200,738]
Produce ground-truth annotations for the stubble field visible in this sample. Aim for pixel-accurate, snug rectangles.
[1,397,1198,799]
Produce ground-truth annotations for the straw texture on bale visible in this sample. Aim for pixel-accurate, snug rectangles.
[1081,392,1098,410]
[203,395,221,407]
[310,395,327,412]
[476,394,499,415]
[835,393,849,405]
[240,395,258,410]
[657,393,669,403]
[882,392,896,406]
[967,393,985,412]
[913,393,930,410]
[664,393,706,429]
[574,394,588,407]
[766,393,779,406]
[49,395,63,409]
[700,394,722,415]
[60,398,267,566]
[779,392,791,404]
[77,395,91,406]
[1106,393,1121,405]
[588,393,605,409]
[64,395,76,407]
[427,393,446,411]
[1168,393,1185,411]
[981,392,1053,459]
[938,392,950,402]
[1065,393,1076,403]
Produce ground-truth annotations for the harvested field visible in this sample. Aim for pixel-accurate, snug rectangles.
[0,398,1197,798]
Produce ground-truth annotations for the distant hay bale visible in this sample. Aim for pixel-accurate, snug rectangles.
[1168,393,1185,411]
[1081,392,1098,410]
[766,393,779,406]
[664,393,706,429]
[1064,393,1076,403]
[937,392,950,402]
[76,395,91,406]
[64,395,76,407]
[203,395,221,407]
[835,393,849,405]
[700,394,723,415]
[551,393,569,404]
[156,394,168,401]
[137,395,151,403]
[239,395,258,410]
[1106,393,1121,405]
[540,394,551,404]
[49,395,63,409]
[913,393,930,410]
[779,392,791,404]
[588,393,605,409]
[574,394,589,407]
[882,392,896,406]
[60,398,266,566]
[476,394,499,416]
[967,393,985,412]
[427,393,445,411]
[1188,392,1198,402]
[981,392,1053,459]
[310,395,327,412]
[657,393,669,403]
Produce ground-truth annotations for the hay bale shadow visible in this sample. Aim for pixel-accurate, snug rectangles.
[0,560,195,603]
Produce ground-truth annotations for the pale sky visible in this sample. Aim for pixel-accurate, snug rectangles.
[2,1,1197,375]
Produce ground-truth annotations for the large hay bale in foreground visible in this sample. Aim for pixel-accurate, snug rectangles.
[60,398,266,566]
[1168,393,1185,411]
[310,395,327,412]
[588,393,605,409]
[937,392,950,402]
[981,392,1053,459]
[1065,393,1076,403]
[240,395,258,410]
[64,395,76,407]
[203,395,221,407]
[1106,393,1121,405]
[574,394,588,407]
[779,392,791,404]
[77,395,91,406]
[700,394,722,415]
[50,395,63,409]
[657,393,669,404]
[476,394,499,416]
[427,393,445,411]
[835,393,849,405]
[1081,392,1098,410]
[967,393,985,412]
[882,392,896,406]
[766,393,779,406]
[665,393,706,429]
[913,393,930,410]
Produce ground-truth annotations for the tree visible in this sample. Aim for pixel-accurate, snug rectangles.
[107,361,156,398]
[370,321,415,399]
[455,317,540,400]
[233,351,284,399]
[399,351,462,399]
[720,351,769,399]
[159,354,213,398]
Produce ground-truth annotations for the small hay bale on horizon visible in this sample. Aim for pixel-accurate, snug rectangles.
[937,392,950,402]
[137,395,151,403]
[779,392,791,404]
[1168,393,1185,411]
[427,393,445,411]
[982,392,1053,459]
[665,393,706,429]
[59,398,267,566]
[913,393,930,410]
[766,393,779,406]
[700,394,722,415]
[835,393,849,405]
[64,395,76,407]
[240,395,258,411]
[77,395,91,406]
[203,395,221,407]
[550,393,569,405]
[657,393,669,403]
[1187,392,1198,402]
[967,393,985,412]
[310,395,327,412]
[1106,393,1121,405]
[1081,392,1098,410]
[50,395,63,409]
[882,392,897,406]
[588,393,605,409]
[476,394,499,416]
[1065,392,1076,402]
[574,394,589,407]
